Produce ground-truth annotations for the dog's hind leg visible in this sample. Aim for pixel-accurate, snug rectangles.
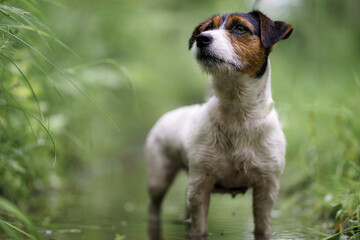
[146,145,180,225]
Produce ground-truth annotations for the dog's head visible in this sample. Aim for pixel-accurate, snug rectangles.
[189,11,293,78]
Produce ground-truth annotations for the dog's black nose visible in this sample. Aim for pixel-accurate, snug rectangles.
[196,33,213,48]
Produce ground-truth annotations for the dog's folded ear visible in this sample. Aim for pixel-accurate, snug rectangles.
[189,17,213,50]
[253,11,294,49]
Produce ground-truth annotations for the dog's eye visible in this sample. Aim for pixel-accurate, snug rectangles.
[235,25,247,33]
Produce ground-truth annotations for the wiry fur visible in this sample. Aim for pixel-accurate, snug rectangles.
[193,29,242,73]
[146,11,293,240]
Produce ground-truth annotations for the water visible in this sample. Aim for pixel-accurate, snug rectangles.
[30,162,323,240]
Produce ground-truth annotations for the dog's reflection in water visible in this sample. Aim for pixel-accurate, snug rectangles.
[148,219,163,240]
[148,220,208,240]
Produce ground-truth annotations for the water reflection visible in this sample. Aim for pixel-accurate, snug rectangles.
[148,219,209,240]
[148,220,162,240]
[31,164,321,240]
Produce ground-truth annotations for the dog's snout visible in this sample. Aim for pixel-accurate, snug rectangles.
[196,33,213,48]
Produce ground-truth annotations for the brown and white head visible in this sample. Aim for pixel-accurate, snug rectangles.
[189,11,293,78]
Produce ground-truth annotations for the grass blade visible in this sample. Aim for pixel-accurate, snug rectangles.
[0,197,40,239]
[0,81,37,141]
[8,105,57,167]
[0,27,121,133]
[0,220,35,240]
[0,52,44,120]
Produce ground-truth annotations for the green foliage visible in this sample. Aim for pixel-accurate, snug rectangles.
[0,197,41,239]
[115,233,126,240]
[0,0,58,203]
[325,192,360,238]
[274,0,360,237]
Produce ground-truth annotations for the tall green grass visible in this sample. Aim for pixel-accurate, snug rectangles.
[0,0,126,200]
[1,0,135,237]
[0,0,58,202]
[0,0,65,238]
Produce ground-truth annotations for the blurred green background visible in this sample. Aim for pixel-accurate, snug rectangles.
[0,0,359,239]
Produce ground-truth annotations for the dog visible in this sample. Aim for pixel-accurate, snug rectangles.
[145,10,293,240]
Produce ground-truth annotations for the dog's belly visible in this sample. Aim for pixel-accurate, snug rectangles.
[212,184,248,196]
[212,167,254,196]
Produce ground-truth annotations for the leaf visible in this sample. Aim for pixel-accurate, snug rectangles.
[115,233,126,240]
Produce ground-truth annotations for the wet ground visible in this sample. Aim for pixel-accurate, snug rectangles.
[30,161,324,240]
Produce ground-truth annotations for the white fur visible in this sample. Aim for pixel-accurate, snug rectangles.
[147,50,285,240]
[191,29,242,70]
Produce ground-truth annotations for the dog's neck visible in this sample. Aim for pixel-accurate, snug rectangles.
[210,60,274,121]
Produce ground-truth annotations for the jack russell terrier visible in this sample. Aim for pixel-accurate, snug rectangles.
[146,10,293,240]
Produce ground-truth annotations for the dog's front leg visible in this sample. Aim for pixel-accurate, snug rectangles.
[252,178,279,240]
[187,171,214,237]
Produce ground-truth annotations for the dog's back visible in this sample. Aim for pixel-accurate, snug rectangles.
[146,104,199,189]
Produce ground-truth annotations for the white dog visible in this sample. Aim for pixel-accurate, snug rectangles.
[146,10,293,240]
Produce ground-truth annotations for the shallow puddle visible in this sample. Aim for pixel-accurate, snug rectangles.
[27,162,324,240]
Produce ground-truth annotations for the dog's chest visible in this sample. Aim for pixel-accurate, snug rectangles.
[212,121,261,158]
[209,125,264,189]
[203,121,264,174]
